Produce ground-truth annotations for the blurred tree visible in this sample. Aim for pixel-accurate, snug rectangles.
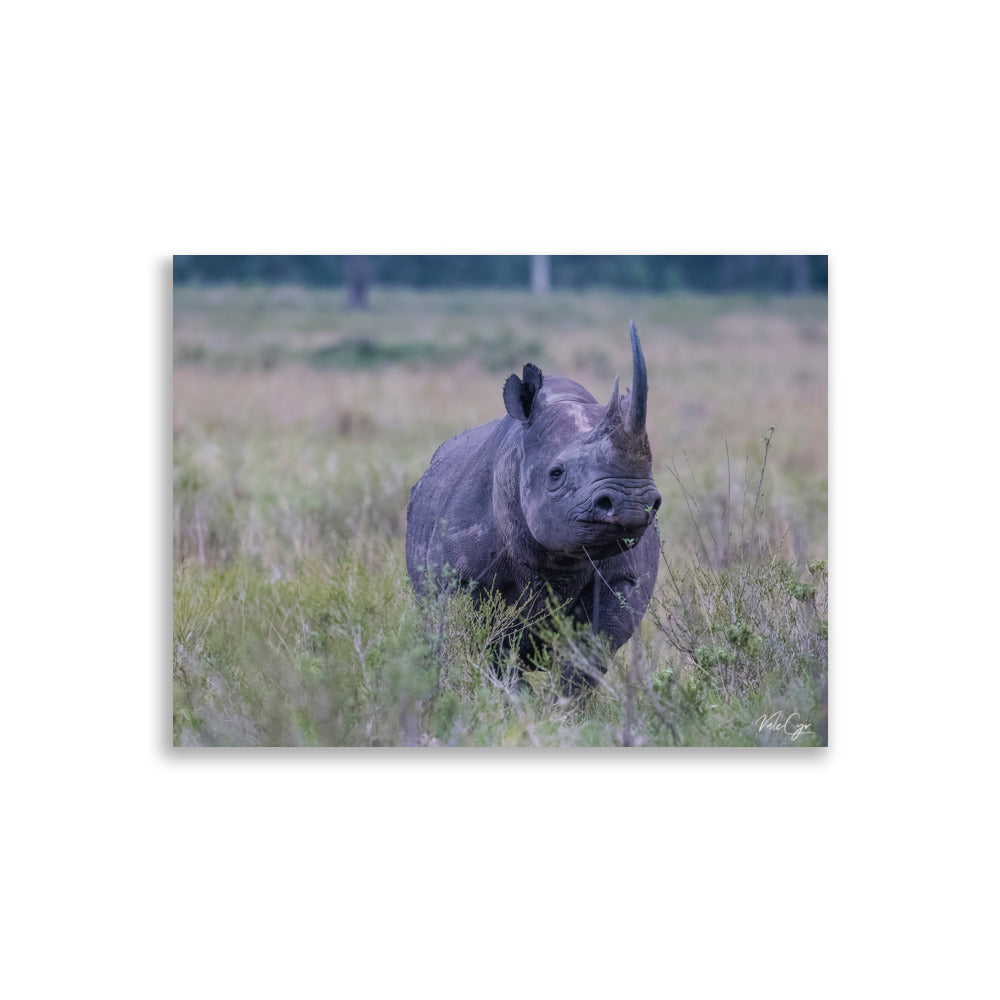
[531,255,550,295]
[343,255,370,309]
[172,254,828,293]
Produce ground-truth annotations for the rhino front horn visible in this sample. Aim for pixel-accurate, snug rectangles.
[626,320,648,436]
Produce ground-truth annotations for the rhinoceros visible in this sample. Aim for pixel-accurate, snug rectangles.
[406,322,661,685]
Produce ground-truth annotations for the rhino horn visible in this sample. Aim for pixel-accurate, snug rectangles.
[584,373,623,444]
[607,373,622,422]
[626,320,648,437]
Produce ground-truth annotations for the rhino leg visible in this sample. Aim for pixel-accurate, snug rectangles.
[573,572,645,653]
[477,529,659,695]
[499,621,606,696]
[569,530,660,676]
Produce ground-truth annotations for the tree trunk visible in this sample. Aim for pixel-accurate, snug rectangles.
[530,255,550,295]
[344,255,370,309]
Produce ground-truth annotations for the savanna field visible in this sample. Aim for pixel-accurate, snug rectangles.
[173,287,828,746]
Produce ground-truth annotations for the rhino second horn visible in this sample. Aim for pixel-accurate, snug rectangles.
[582,374,623,445]
[626,320,648,436]
[606,373,622,422]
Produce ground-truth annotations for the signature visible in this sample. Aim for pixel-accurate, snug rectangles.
[755,710,815,742]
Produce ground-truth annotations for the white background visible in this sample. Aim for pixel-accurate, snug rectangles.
[2,2,995,996]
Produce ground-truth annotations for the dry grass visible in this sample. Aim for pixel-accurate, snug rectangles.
[173,287,827,746]
[174,288,827,558]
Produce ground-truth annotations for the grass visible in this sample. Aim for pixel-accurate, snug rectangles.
[173,286,827,746]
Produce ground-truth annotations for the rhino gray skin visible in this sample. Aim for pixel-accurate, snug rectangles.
[406,322,661,684]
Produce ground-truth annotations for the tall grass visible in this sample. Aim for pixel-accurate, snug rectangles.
[644,431,828,746]
[173,288,827,746]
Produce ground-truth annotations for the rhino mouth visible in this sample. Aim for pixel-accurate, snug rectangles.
[575,519,651,559]
[580,509,656,530]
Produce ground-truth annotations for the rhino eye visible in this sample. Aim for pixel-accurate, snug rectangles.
[548,465,564,483]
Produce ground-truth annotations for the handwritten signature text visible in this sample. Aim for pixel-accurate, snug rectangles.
[755,710,815,742]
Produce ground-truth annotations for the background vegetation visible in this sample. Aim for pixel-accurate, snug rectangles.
[173,280,828,746]
[174,254,829,294]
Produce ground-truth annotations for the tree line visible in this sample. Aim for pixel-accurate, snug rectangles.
[173,255,827,293]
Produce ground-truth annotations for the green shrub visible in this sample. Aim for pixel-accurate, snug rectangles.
[645,434,828,745]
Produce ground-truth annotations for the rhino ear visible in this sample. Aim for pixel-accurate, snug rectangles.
[502,363,543,422]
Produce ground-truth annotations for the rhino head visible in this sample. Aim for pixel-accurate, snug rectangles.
[501,322,661,561]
